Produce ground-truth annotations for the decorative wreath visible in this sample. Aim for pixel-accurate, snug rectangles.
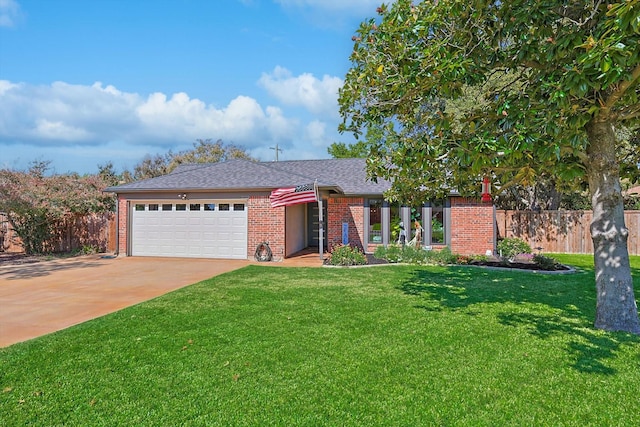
[254,241,273,262]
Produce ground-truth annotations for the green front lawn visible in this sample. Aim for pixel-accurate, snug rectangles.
[1,254,639,426]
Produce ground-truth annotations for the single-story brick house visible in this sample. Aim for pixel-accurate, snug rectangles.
[105,158,496,260]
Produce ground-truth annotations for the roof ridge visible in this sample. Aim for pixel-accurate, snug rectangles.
[259,158,361,165]
[169,158,254,173]
[257,161,334,185]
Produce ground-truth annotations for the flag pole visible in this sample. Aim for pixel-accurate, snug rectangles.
[315,180,324,261]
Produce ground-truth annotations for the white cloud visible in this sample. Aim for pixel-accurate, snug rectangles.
[258,66,343,118]
[33,119,91,141]
[0,79,349,173]
[0,0,21,27]
[0,80,303,149]
[305,120,330,148]
[0,79,18,95]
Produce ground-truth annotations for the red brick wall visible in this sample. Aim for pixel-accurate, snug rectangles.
[247,195,286,260]
[117,196,128,255]
[327,197,364,251]
[114,194,494,258]
[450,197,495,255]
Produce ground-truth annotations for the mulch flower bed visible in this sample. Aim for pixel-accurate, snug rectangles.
[469,259,571,272]
[325,252,570,272]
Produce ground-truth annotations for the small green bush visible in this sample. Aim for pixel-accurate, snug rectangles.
[399,245,425,264]
[81,244,99,255]
[374,244,404,263]
[374,245,459,265]
[424,246,458,265]
[329,244,367,266]
[497,238,532,259]
[533,254,561,270]
[466,254,489,264]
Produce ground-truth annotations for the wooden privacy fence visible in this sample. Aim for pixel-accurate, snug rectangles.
[0,212,116,254]
[496,210,640,255]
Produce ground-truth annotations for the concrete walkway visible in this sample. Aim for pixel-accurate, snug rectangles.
[0,252,323,348]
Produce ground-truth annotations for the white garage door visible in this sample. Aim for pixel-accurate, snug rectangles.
[131,201,247,259]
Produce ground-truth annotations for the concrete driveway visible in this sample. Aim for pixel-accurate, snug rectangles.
[0,255,251,347]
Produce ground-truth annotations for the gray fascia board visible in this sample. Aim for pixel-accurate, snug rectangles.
[105,184,346,195]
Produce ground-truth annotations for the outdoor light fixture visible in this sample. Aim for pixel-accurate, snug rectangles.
[481,176,492,202]
[178,193,188,200]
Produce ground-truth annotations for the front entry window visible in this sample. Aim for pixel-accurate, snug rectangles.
[390,204,402,244]
[431,202,445,244]
[366,199,448,247]
[410,207,423,247]
[369,199,383,243]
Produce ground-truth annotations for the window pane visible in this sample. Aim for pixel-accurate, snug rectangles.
[176,204,186,211]
[368,199,383,243]
[410,207,423,247]
[219,204,230,211]
[204,203,215,211]
[189,204,201,211]
[431,203,444,244]
[148,204,159,211]
[390,204,403,244]
[135,204,145,211]
[162,204,172,211]
[233,203,245,211]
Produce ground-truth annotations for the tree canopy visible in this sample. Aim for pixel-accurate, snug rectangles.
[327,140,369,158]
[0,161,115,254]
[132,139,255,181]
[0,139,255,254]
[339,0,640,333]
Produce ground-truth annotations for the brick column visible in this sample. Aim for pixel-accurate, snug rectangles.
[117,196,128,255]
[247,196,286,261]
[327,197,364,251]
[449,197,495,256]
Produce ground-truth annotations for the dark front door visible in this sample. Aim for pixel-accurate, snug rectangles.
[307,202,328,248]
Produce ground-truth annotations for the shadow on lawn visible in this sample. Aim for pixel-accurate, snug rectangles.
[397,266,640,375]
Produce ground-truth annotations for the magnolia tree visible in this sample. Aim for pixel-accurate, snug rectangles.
[339,1,640,333]
[0,162,115,254]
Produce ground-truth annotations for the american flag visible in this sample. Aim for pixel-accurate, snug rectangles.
[270,182,318,208]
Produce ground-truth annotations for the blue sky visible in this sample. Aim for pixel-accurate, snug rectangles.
[0,0,383,174]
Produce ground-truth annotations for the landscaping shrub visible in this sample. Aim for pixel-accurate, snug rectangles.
[424,246,458,265]
[374,245,459,265]
[374,244,419,263]
[328,244,367,266]
[497,237,532,259]
[374,244,402,263]
[533,254,561,270]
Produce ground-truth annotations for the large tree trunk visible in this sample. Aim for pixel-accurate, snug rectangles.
[586,120,640,334]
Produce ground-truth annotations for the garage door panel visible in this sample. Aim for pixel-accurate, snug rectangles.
[231,217,246,226]
[159,231,172,240]
[188,218,202,226]
[187,231,202,240]
[217,217,231,227]
[132,201,247,259]
[231,231,245,240]
[158,244,173,253]
[144,217,160,226]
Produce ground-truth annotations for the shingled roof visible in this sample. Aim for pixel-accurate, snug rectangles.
[105,158,391,196]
